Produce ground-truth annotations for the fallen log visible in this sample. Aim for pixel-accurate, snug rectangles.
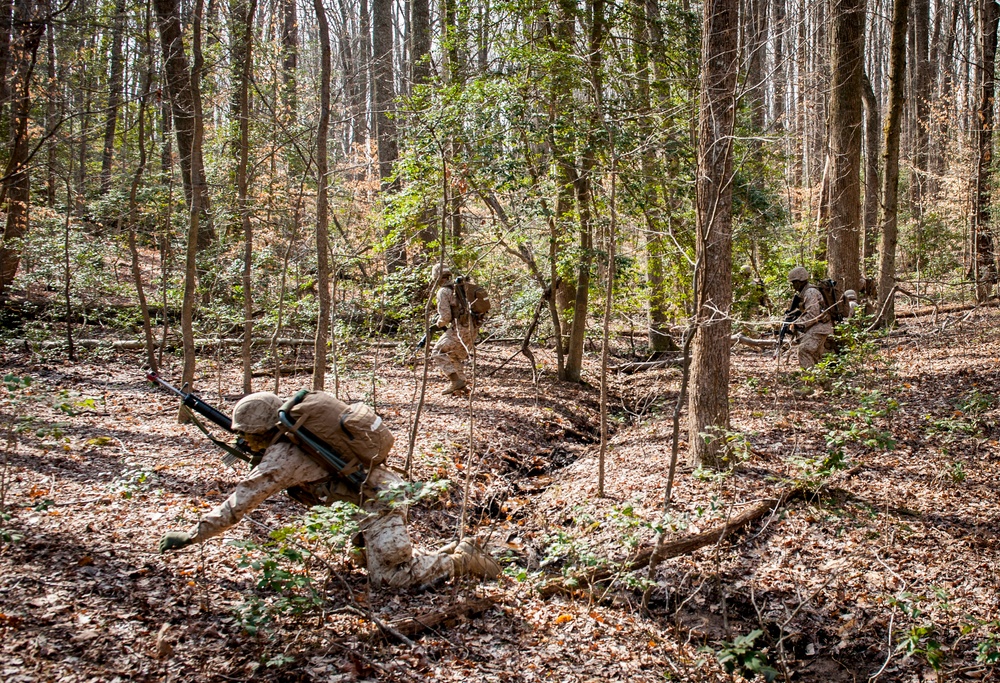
[386,598,496,638]
[538,487,801,598]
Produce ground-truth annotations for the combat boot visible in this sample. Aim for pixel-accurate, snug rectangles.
[451,539,501,579]
[443,373,468,395]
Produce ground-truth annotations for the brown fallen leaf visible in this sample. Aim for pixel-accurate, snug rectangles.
[154,622,173,659]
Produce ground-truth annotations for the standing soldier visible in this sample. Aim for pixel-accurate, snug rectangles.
[429,264,480,395]
[159,392,500,589]
[787,266,833,369]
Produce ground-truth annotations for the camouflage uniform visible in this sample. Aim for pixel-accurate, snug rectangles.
[184,441,484,589]
[431,283,478,387]
[795,285,834,369]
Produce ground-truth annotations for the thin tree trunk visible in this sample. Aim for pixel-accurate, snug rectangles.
[179,0,207,403]
[100,0,127,195]
[372,0,405,271]
[688,0,737,469]
[0,0,45,295]
[861,72,881,269]
[153,0,215,251]
[127,6,158,372]
[237,0,258,393]
[312,0,333,390]
[564,0,604,384]
[974,0,999,300]
[876,0,910,326]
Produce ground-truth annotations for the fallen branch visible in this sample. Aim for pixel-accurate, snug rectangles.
[538,487,802,598]
[893,298,997,319]
[12,337,315,351]
[385,597,496,638]
[731,334,777,349]
[609,357,682,374]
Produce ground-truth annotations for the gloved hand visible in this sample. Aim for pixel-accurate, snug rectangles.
[159,531,194,553]
[789,323,799,334]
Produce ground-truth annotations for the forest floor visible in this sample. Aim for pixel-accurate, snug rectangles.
[1,306,999,682]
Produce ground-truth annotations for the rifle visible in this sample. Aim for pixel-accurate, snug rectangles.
[146,371,263,467]
[775,293,803,358]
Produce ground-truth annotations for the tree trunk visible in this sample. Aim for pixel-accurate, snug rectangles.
[974,0,999,301]
[861,72,880,269]
[280,0,298,119]
[876,0,910,326]
[100,0,127,196]
[180,0,208,402]
[0,0,44,295]
[153,0,215,251]
[127,11,158,373]
[688,0,737,469]
[372,0,405,272]
[634,0,674,354]
[826,0,865,294]
[236,0,258,392]
[312,0,333,390]
[563,0,604,384]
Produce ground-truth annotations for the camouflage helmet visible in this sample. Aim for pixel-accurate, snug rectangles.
[788,266,809,283]
[844,289,858,301]
[431,263,453,283]
[231,392,282,434]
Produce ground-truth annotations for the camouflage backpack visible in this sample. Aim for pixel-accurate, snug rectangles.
[450,277,491,326]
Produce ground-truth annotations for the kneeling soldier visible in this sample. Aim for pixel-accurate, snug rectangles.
[159,392,499,589]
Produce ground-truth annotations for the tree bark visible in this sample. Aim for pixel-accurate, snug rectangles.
[688,0,737,469]
[563,0,604,384]
[876,0,910,327]
[179,0,208,402]
[312,0,333,390]
[826,0,865,294]
[0,0,45,295]
[152,0,214,251]
[100,0,127,196]
[236,0,258,392]
[974,0,999,301]
[372,0,405,272]
[861,72,880,269]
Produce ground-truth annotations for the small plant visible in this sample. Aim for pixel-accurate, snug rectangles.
[890,593,946,672]
[948,461,966,484]
[707,629,779,681]
[108,468,159,499]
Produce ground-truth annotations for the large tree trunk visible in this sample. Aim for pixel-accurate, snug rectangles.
[100,0,127,196]
[876,0,910,326]
[312,0,333,390]
[0,0,45,295]
[153,0,215,251]
[688,0,737,469]
[372,0,405,272]
[973,0,999,301]
[825,0,865,294]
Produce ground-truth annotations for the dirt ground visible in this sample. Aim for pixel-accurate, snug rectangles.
[1,307,999,682]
